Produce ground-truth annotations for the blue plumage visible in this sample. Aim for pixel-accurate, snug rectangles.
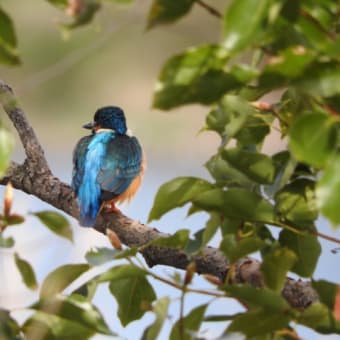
[72,106,143,227]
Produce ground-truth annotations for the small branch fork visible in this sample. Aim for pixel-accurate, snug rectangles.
[0,80,318,309]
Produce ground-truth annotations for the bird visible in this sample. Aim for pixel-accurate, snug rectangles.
[71,106,144,227]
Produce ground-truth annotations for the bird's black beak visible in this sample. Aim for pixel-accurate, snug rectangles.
[83,121,95,130]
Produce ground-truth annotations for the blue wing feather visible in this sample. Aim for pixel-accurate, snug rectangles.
[72,132,142,227]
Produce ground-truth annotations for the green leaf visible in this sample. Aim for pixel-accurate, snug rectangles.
[40,263,90,298]
[22,311,95,340]
[0,234,14,248]
[194,188,275,223]
[153,45,241,110]
[0,127,14,178]
[32,295,114,336]
[275,178,318,228]
[279,229,321,277]
[14,252,38,290]
[224,284,290,311]
[222,148,276,184]
[148,177,213,222]
[85,247,116,266]
[46,0,68,9]
[223,0,270,53]
[316,156,340,226]
[109,275,156,326]
[169,304,207,340]
[297,303,329,329]
[220,235,265,263]
[0,309,20,339]
[261,247,297,292]
[143,297,170,340]
[98,264,148,282]
[289,112,337,167]
[312,280,338,310]
[147,0,194,29]
[227,309,291,336]
[0,8,17,48]
[150,229,190,249]
[33,211,73,242]
[63,2,101,29]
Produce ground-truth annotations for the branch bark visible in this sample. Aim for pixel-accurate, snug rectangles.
[0,80,318,309]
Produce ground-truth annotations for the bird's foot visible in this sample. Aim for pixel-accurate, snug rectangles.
[104,202,122,215]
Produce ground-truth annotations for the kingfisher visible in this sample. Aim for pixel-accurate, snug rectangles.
[71,106,144,227]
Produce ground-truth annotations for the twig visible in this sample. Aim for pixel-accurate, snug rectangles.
[195,0,222,19]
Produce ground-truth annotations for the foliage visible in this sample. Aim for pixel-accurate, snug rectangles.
[0,0,340,339]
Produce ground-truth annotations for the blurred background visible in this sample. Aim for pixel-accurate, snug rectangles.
[0,1,339,339]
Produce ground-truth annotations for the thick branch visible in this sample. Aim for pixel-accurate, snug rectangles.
[0,80,318,309]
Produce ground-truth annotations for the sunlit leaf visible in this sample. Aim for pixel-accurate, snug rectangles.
[109,274,156,326]
[32,295,114,336]
[169,304,207,340]
[150,229,190,249]
[223,0,270,53]
[148,177,213,222]
[289,113,337,167]
[33,211,73,242]
[14,252,38,290]
[98,264,148,282]
[143,297,170,340]
[0,127,14,178]
[147,0,194,29]
[298,303,329,328]
[261,247,297,292]
[40,263,90,298]
[279,229,321,277]
[316,156,340,226]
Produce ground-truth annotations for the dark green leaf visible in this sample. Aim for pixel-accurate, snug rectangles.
[143,297,170,340]
[316,156,340,226]
[0,309,20,339]
[5,214,25,226]
[147,0,194,28]
[312,280,338,310]
[34,211,73,242]
[279,229,321,277]
[224,284,290,311]
[148,177,213,222]
[150,229,190,249]
[169,304,207,340]
[109,275,156,326]
[0,234,14,248]
[227,309,291,336]
[14,252,38,290]
[0,8,17,47]
[220,234,265,263]
[275,178,318,228]
[40,263,90,298]
[23,311,95,340]
[0,127,14,178]
[289,113,337,167]
[32,295,114,336]
[222,148,276,184]
[153,45,241,110]
[194,188,275,223]
[223,0,270,53]
[261,247,297,292]
[98,264,148,282]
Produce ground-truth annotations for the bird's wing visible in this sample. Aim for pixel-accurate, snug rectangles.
[71,135,93,194]
[97,135,143,197]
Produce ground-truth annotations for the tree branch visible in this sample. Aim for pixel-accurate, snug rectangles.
[0,80,318,309]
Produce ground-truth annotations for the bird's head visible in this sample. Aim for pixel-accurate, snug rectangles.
[83,106,127,134]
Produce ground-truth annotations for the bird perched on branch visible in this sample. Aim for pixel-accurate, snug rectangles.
[72,106,144,227]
